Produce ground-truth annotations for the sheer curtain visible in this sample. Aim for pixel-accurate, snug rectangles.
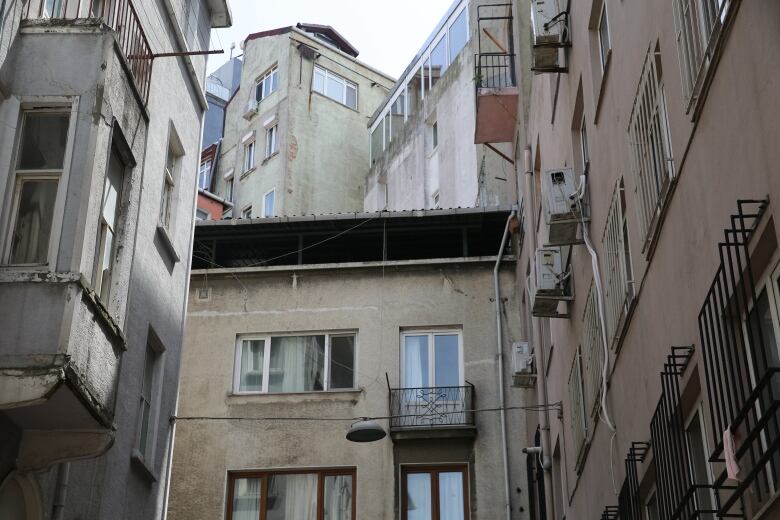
[406,473,432,520]
[403,335,429,387]
[267,474,317,520]
[232,478,261,520]
[269,336,324,392]
[438,472,465,520]
[324,475,353,520]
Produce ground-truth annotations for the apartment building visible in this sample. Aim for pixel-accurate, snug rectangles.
[206,24,394,219]
[364,0,521,212]
[203,56,243,150]
[167,208,534,519]
[0,0,230,517]
[517,0,780,519]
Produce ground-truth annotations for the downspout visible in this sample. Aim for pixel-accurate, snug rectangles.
[524,146,556,519]
[494,209,516,520]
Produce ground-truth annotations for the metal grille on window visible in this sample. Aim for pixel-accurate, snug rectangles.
[581,282,604,419]
[568,346,589,469]
[602,180,634,348]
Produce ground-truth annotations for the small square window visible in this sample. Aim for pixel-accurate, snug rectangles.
[241,205,252,219]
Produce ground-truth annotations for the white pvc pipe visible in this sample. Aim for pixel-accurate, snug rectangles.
[494,209,516,520]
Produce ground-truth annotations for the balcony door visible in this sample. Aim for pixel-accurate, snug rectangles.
[401,331,463,427]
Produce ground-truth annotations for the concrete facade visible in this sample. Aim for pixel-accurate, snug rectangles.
[0,0,230,517]
[515,0,780,518]
[169,209,533,519]
[210,26,394,219]
[364,0,519,213]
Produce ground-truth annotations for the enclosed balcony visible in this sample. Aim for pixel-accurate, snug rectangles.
[388,384,476,441]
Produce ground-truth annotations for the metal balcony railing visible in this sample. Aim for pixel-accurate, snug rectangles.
[388,384,475,429]
[474,53,516,90]
[24,0,153,104]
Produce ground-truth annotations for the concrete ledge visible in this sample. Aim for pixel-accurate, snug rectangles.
[390,425,477,442]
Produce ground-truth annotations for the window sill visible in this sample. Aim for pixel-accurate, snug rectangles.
[155,225,180,264]
[261,151,279,166]
[227,389,363,404]
[130,449,158,483]
[239,167,256,180]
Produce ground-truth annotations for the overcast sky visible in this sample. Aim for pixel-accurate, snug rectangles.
[206,0,455,78]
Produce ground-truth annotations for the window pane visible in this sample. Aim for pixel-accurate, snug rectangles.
[599,6,610,68]
[103,150,123,228]
[264,191,275,217]
[434,335,460,387]
[266,473,317,520]
[313,68,325,94]
[326,75,343,102]
[430,37,448,88]
[370,125,383,165]
[10,178,58,264]
[406,473,432,520]
[19,113,69,170]
[685,413,714,519]
[269,336,325,392]
[329,335,355,389]
[449,9,468,61]
[404,335,429,387]
[438,472,465,520]
[407,66,423,118]
[239,339,264,392]
[345,84,357,109]
[324,474,353,520]
[232,478,262,520]
[270,69,279,93]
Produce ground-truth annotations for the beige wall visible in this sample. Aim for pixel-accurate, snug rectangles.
[518,0,780,518]
[168,259,531,518]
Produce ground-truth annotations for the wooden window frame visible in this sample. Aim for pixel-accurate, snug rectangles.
[401,464,470,520]
[225,467,356,520]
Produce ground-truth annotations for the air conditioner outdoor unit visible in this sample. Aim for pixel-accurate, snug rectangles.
[531,0,568,73]
[512,342,536,388]
[542,167,589,246]
[243,99,258,120]
[531,246,573,318]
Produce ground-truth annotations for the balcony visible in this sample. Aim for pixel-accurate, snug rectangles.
[388,384,476,441]
[474,52,518,144]
[23,0,153,103]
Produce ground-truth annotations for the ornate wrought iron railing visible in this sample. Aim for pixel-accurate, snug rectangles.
[388,384,475,429]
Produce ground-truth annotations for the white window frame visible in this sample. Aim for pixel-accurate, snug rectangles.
[134,332,165,467]
[2,104,77,267]
[683,404,717,514]
[241,205,252,219]
[255,66,279,102]
[602,180,635,349]
[93,146,125,304]
[159,126,183,233]
[312,65,358,110]
[597,1,611,71]
[224,171,234,203]
[197,159,211,190]
[399,329,464,389]
[243,140,255,173]
[233,331,358,394]
[262,188,275,218]
[265,125,278,159]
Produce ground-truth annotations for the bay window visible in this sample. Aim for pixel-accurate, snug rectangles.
[312,66,358,110]
[234,332,356,394]
[6,111,70,265]
[227,469,355,520]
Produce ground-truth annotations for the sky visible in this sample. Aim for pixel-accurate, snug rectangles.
[206,0,455,78]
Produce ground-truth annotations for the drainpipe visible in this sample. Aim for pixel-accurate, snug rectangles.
[524,146,556,519]
[51,462,70,520]
[494,209,516,520]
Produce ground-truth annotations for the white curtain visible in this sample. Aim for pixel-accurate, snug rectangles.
[267,474,317,520]
[323,475,352,520]
[403,336,429,388]
[406,473,432,520]
[438,472,465,520]
[232,478,261,520]
[269,336,324,392]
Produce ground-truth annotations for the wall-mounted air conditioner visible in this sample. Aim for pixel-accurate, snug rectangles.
[512,342,536,388]
[542,167,589,246]
[531,0,569,73]
[243,99,258,120]
[531,246,573,318]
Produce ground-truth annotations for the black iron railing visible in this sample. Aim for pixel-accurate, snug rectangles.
[698,199,779,513]
[475,53,516,90]
[616,442,650,520]
[24,0,153,103]
[388,384,475,429]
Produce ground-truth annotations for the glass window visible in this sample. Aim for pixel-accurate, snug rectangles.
[330,335,355,389]
[243,141,255,172]
[407,66,423,119]
[449,8,469,61]
[430,37,448,89]
[265,126,278,158]
[137,338,162,463]
[18,113,69,170]
[432,122,438,149]
[434,334,460,387]
[313,66,358,109]
[263,190,275,217]
[406,473,432,520]
[228,470,355,520]
[198,160,211,190]
[313,67,326,94]
[598,2,611,70]
[391,95,405,138]
[94,147,124,303]
[346,84,357,110]
[225,176,234,203]
[403,467,467,520]
[404,335,429,388]
[438,471,465,520]
[256,67,278,102]
[241,206,252,219]
[403,331,461,388]
[370,124,383,165]
[239,339,264,392]
[685,410,715,519]
[160,142,179,231]
[269,335,325,392]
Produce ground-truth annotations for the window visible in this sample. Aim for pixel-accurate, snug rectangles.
[195,208,209,220]
[407,65,424,119]
[255,67,279,103]
[243,141,256,172]
[578,114,589,174]
[241,205,252,219]
[602,179,634,348]
[448,7,469,62]
[159,138,181,232]
[645,491,660,520]
[432,191,440,210]
[673,0,730,112]
[225,173,234,203]
[429,36,448,89]
[312,66,358,110]
[198,159,212,190]
[234,333,356,394]
[402,331,461,389]
[597,2,611,70]
[370,123,383,166]
[6,111,69,265]
[581,283,604,421]
[94,146,125,303]
[432,121,439,150]
[684,408,715,519]
[628,44,674,248]
[402,465,468,520]
[568,346,588,469]
[265,125,278,159]
[136,335,163,465]
[226,468,355,520]
[42,0,64,17]
[262,189,275,218]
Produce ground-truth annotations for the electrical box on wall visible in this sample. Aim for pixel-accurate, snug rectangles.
[512,342,536,388]
[542,167,589,246]
[531,0,569,73]
[531,246,573,318]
